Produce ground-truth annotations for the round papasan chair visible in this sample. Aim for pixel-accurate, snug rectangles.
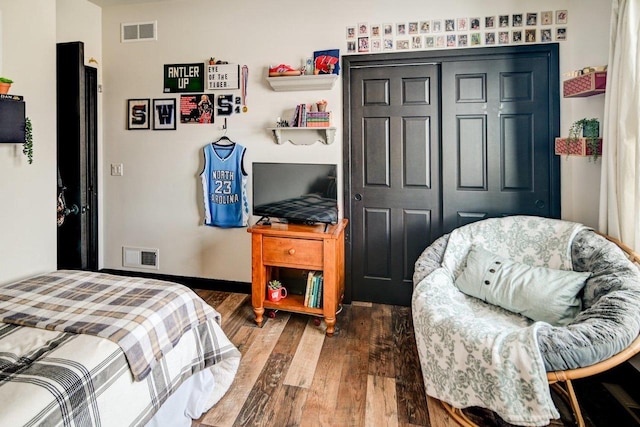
[411,216,640,427]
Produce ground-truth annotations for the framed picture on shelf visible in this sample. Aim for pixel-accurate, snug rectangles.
[152,98,176,130]
[127,98,150,130]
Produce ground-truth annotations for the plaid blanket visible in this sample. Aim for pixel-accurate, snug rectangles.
[0,270,221,381]
[0,317,240,426]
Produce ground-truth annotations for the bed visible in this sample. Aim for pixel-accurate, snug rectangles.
[0,270,241,427]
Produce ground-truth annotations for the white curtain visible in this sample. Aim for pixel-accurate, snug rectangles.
[599,0,640,250]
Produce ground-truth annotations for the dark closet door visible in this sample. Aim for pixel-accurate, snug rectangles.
[348,64,441,306]
[441,55,558,232]
[57,42,99,270]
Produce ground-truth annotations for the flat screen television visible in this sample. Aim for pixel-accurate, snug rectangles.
[252,162,338,225]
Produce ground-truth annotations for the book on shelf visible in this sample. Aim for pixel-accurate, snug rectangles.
[304,271,314,306]
[315,274,323,308]
[303,270,324,308]
[0,94,24,102]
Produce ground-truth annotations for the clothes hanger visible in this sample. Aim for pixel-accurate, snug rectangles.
[212,118,235,146]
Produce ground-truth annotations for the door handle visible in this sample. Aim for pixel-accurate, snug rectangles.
[354,193,363,201]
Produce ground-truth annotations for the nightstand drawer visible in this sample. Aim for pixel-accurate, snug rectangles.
[263,236,323,268]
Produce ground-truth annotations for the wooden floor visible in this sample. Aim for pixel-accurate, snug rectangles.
[191,289,632,427]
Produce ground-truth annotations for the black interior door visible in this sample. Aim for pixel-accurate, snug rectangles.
[343,45,560,306]
[57,42,98,270]
[348,64,441,306]
[441,54,559,232]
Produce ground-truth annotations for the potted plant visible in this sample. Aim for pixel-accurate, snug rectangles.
[268,279,282,290]
[0,77,13,94]
[23,117,33,164]
[567,118,601,161]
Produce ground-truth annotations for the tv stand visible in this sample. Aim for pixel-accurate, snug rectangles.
[247,218,347,336]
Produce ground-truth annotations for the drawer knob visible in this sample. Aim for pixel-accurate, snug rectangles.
[288,248,296,255]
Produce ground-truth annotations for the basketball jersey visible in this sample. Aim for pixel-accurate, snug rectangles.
[200,142,249,228]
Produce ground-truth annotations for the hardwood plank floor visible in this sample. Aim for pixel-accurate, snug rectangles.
[192,290,635,427]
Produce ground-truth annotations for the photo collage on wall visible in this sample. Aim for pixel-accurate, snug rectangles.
[347,10,568,54]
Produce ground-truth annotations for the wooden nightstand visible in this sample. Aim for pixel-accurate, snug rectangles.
[247,219,347,336]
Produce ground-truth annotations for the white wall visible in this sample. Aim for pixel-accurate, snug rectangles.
[99,0,611,284]
[0,1,57,284]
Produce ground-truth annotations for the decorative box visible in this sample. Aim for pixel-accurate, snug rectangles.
[554,137,603,157]
[563,72,607,97]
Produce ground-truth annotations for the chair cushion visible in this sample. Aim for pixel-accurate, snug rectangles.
[455,246,590,326]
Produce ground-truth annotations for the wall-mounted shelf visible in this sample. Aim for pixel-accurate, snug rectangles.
[555,137,603,157]
[267,127,336,145]
[563,71,607,97]
[266,74,338,91]
[0,98,26,143]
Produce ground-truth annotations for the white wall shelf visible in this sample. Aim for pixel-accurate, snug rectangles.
[266,74,338,91]
[267,127,337,145]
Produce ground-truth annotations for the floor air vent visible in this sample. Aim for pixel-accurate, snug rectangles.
[121,21,157,43]
[123,246,159,269]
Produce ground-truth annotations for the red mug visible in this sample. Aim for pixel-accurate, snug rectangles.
[267,287,287,302]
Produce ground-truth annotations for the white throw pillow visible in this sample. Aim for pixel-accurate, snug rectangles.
[455,246,591,326]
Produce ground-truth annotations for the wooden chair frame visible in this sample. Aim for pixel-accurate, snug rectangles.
[438,234,640,427]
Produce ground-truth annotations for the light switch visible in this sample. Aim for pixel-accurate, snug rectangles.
[111,163,124,176]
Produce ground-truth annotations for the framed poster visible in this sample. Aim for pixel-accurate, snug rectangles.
[153,98,176,130]
[207,64,239,90]
[180,94,214,124]
[163,63,205,93]
[127,98,150,130]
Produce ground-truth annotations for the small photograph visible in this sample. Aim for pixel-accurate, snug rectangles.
[470,17,481,30]
[358,23,369,36]
[485,16,495,29]
[556,27,567,41]
[358,36,370,52]
[436,35,446,48]
[470,33,481,46]
[457,18,468,31]
[425,36,435,48]
[556,10,568,24]
[512,14,523,27]
[383,23,393,36]
[371,24,381,38]
[371,38,382,52]
[346,26,356,39]
[396,39,410,50]
[541,28,552,42]
[512,30,523,43]
[445,19,455,31]
[432,20,443,33]
[152,98,176,130]
[420,21,431,33]
[526,13,537,26]
[412,35,422,49]
[485,32,496,45]
[397,23,407,35]
[446,34,456,47]
[541,11,553,25]
[458,34,468,47]
[525,29,536,43]
[499,15,509,27]
[383,38,394,50]
[347,40,356,53]
[498,31,509,44]
[408,22,419,34]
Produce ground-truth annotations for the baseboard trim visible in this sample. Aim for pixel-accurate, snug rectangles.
[99,269,251,294]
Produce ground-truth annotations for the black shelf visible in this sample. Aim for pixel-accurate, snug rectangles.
[0,98,26,143]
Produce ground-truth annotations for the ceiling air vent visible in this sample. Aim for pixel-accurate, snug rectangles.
[123,246,159,269]
[121,21,157,43]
